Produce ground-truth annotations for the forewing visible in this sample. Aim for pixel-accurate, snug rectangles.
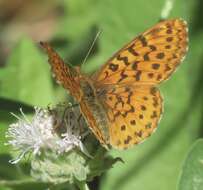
[102,85,162,149]
[40,42,80,99]
[93,19,188,86]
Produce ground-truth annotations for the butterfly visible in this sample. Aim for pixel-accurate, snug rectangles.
[40,18,188,149]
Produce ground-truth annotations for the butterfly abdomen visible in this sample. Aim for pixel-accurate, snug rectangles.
[79,80,110,145]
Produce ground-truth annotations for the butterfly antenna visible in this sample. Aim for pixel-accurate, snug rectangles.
[81,30,102,66]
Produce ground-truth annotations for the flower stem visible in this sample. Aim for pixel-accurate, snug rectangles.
[76,181,90,190]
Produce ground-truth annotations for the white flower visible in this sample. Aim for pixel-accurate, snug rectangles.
[6,104,90,164]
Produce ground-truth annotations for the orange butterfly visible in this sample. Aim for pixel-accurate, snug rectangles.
[40,18,188,149]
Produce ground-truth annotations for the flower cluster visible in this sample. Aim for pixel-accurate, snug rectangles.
[6,104,89,164]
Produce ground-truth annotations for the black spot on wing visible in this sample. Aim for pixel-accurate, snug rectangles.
[117,54,130,66]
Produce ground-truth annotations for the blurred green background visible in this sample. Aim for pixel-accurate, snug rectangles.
[0,0,203,190]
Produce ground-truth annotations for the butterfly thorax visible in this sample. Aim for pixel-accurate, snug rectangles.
[79,79,110,146]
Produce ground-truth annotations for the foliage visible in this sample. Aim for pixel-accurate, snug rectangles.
[178,139,203,190]
[0,0,203,189]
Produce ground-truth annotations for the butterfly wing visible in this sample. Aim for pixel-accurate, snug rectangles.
[101,85,162,149]
[92,19,188,86]
[92,19,188,149]
[40,42,81,100]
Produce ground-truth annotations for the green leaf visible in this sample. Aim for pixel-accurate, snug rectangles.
[178,139,203,190]
[87,147,122,182]
[0,37,54,107]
